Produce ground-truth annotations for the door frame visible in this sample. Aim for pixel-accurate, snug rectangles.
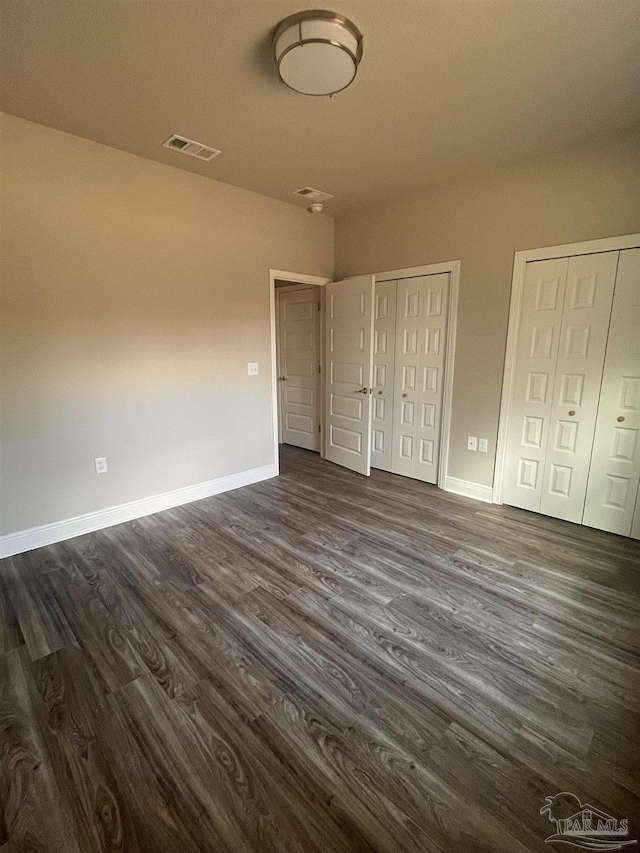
[270,269,332,475]
[373,260,461,490]
[493,232,640,505]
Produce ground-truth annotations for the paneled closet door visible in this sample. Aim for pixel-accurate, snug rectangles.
[392,277,422,478]
[583,249,640,536]
[539,252,618,522]
[502,257,569,512]
[371,280,397,472]
[391,273,449,484]
[419,273,450,483]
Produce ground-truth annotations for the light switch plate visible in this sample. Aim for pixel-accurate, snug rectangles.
[478,438,488,453]
[467,436,478,451]
[247,362,259,375]
[95,457,108,474]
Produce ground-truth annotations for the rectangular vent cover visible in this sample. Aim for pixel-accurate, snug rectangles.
[163,134,221,161]
[293,186,333,202]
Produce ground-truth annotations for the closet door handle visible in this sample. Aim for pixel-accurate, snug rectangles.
[617,416,625,422]
[402,393,408,398]
[568,410,576,417]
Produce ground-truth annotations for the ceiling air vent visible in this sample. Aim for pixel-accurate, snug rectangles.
[163,134,221,162]
[293,187,333,203]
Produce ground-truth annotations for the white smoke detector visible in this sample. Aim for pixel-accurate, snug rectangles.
[307,203,324,214]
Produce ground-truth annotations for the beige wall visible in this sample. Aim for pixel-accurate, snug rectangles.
[0,114,333,535]
[335,129,640,487]
[2,113,639,537]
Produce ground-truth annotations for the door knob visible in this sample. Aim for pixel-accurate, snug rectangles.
[355,387,367,394]
[402,393,408,398]
[568,410,576,416]
[278,375,287,381]
[617,416,625,422]
[377,390,383,395]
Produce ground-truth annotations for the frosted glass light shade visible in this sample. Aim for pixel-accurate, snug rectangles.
[273,11,363,96]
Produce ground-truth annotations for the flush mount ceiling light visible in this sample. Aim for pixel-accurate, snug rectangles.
[273,10,363,96]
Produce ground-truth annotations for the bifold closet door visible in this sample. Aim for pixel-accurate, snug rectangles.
[502,251,618,523]
[538,251,618,522]
[502,257,569,512]
[583,249,640,537]
[371,280,397,472]
[391,274,449,484]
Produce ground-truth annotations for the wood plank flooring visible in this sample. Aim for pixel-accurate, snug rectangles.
[2,445,639,852]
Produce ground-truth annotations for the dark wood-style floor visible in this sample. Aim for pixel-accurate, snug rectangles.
[2,446,639,852]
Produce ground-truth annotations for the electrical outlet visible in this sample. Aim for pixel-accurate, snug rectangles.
[95,457,108,474]
[478,438,488,453]
[247,362,259,375]
[467,436,478,451]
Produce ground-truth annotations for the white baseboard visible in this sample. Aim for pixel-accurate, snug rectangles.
[0,463,277,559]
[444,476,493,504]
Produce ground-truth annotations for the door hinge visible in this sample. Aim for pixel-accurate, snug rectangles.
[318,365,321,374]
[318,424,321,432]
[317,301,320,311]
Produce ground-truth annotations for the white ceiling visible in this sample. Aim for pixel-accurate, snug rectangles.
[2,0,639,213]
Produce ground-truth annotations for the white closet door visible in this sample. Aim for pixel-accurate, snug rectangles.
[277,289,320,451]
[583,249,640,535]
[502,258,569,512]
[391,273,449,484]
[371,280,397,472]
[419,273,450,483]
[540,252,618,522]
[324,275,375,475]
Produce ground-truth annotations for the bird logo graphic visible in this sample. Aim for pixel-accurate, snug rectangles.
[540,792,637,850]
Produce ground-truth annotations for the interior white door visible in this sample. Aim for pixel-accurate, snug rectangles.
[391,274,449,484]
[502,257,569,512]
[539,251,618,522]
[324,275,375,475]
[583,248,640,535]
[277,288,321,451]
[371,280,397,472]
